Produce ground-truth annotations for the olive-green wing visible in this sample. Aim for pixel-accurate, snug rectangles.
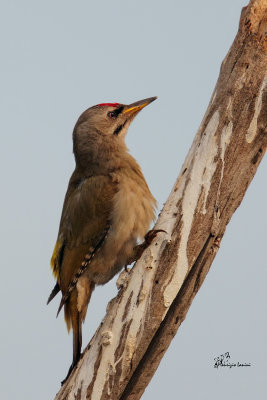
[48,171,117,304]
[60,173,116,248]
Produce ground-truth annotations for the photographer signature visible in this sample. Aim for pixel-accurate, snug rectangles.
[214,352,251,369]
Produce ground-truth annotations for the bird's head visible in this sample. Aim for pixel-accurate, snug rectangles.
[74,96,157,140]
[72,96,157,170]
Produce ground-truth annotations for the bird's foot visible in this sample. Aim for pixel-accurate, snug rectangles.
[144,229,166,247]
[127,229,167,265]
[124,265,130,272]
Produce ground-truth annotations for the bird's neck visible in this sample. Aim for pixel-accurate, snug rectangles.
[73,132,131,176]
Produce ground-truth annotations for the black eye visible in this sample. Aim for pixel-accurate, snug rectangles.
[108,111,117,119]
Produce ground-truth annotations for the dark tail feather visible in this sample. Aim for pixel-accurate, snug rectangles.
[61,300,82,385]
[47,283,60,305]
[72,310,82,366]
[56,295,66,317]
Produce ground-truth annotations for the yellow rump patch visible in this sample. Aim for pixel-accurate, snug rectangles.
[50,239,63,283]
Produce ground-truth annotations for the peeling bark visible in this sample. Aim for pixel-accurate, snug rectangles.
[55,1,267,399]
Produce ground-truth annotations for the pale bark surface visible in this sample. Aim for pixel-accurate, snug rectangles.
[55,1,267,399]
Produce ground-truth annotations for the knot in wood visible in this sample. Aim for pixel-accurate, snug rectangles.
[101,331,113,346]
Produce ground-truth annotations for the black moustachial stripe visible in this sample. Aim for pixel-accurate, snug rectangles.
[113,120,127,135]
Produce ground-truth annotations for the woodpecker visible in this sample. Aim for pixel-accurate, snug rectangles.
[48,96,158,380]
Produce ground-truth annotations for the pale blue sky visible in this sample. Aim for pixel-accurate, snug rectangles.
[0,1,266,399]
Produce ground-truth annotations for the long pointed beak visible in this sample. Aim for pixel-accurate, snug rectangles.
[123,96,157,114]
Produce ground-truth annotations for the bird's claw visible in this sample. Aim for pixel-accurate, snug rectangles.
[144,229,166,246]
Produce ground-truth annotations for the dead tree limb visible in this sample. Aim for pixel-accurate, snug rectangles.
[55,1,266,399]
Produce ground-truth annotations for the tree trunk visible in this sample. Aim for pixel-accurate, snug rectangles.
[55,1,267,399]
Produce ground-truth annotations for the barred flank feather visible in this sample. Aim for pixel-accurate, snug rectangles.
[56,227,110,317]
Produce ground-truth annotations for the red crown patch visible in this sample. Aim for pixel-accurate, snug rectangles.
[97,103,120,107]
